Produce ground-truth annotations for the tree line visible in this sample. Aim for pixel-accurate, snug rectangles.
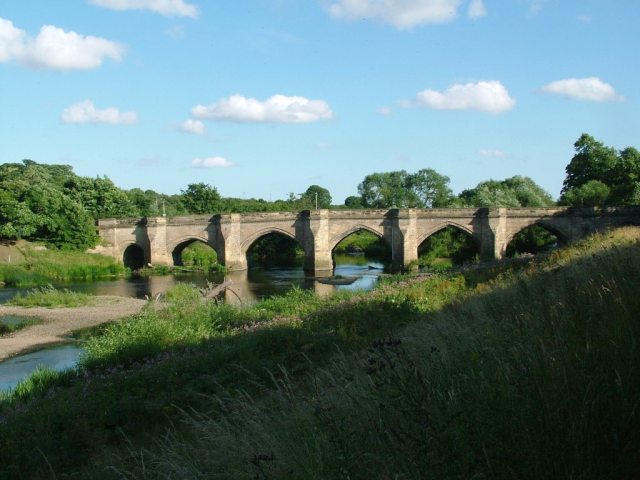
[0,134,637,250]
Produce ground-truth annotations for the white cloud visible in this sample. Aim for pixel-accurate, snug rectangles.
[541,77,623,102]
[377,106,393,115]
[328,0,463,29]
[413,80,516,114]
[0,18,25,62]
[177,119,205,134]
[89,0,198,18]
[577,14,592,23]
[479,148,507,159]
[0,17,123,70]
[314,142,331,150]
[467,0,486,20]
[61,100,138,125]
[191,157,233,168]
[192,94,333,124]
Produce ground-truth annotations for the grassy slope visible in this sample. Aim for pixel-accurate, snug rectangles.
[0,228,638,479]
[0,242,124,287]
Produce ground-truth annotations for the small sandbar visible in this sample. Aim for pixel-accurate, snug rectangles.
[0,296,148,361]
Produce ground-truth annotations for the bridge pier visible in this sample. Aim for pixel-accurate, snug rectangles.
[303,210,333,272]
[218,214,248,271]
[389,209,418,271]
[146,217,172,266]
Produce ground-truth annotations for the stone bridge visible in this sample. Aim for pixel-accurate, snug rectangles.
[92,207,640,272]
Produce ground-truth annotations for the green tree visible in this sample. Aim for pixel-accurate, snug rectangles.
[561,134,640,206]
[459,176,554,208]
[562,134,618,195]
[344,195,364,208]
[66,176,140,219]
[182,183,221,214]
[299,185,332,209]
[0,160,97,248]
[410,168,453,207]
[562,180,610,207]
[357,169,453,209]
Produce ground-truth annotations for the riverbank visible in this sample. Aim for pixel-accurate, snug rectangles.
[0,296,148,360]
[0,227,638,479]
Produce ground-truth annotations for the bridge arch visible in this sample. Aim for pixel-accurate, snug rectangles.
[504,220,568,258]
[168,236,221,267]
[240,227,299,255]
[417,222,480,266]
[121,242,146,270]
[416,221,477,247]
[329,224,387,252]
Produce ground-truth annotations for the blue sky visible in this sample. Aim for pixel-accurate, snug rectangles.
[1,0,637,203]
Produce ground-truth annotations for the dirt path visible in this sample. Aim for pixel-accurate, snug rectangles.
[0,296,148,361]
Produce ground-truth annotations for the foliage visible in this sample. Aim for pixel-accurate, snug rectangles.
[357,168,453,208]
[0,161,98,249]
[459,175,555,207]
[247,233,304,267]
[299,184,332,209]
[505,224,559,257]
[0,315,40,335]
[344,195,364,208]
[181,182,222,214]
[418,226,478,266]
[333,230,389,259]
[8,285,93,308]
[178,241,219,271]
[561,134,640,206]
[561,179,610,207]
[65,176,139,219]
[0,246,124,287]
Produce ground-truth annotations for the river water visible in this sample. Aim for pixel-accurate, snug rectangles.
[0,255,386,391]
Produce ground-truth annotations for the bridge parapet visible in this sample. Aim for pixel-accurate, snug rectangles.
[95,207,640,272]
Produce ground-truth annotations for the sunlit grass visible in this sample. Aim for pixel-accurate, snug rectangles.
[8,285,93,308]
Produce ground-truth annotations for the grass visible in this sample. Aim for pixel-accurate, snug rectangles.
[7,285,93,308]
[0,245,125,287]
[0,227,638,479]
[0,315,41,335]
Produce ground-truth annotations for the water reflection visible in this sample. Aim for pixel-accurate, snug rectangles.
[0,344,83,392]
[0,255,387,305]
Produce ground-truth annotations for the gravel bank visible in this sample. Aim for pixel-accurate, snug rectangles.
[0,296,148,361]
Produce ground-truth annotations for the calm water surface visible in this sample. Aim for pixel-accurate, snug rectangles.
[0,344,83,392]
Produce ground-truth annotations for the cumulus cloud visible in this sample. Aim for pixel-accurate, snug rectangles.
[0,17,123,70]
[0,18,25,62]
[413,80,516,114]
[88,0,199,18]
[479,148,507,159]
[191,157,233,168]
[61,100,138,125]
[467,0,487,20]
[177,119,205,134]
[327,0,463,29]
[541,77,623,102]
[192,94,333,124]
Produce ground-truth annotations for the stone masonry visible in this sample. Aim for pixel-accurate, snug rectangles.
[92,207,640,273]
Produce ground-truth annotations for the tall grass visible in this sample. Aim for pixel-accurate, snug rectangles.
[0,247,125,287]
[109,228,640,479]
[8,285,93,308]
[0,228,638,479]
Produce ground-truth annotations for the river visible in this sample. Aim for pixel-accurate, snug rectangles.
[0,254,387,391]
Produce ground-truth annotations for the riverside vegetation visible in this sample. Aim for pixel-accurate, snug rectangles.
[0,227,637,479]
